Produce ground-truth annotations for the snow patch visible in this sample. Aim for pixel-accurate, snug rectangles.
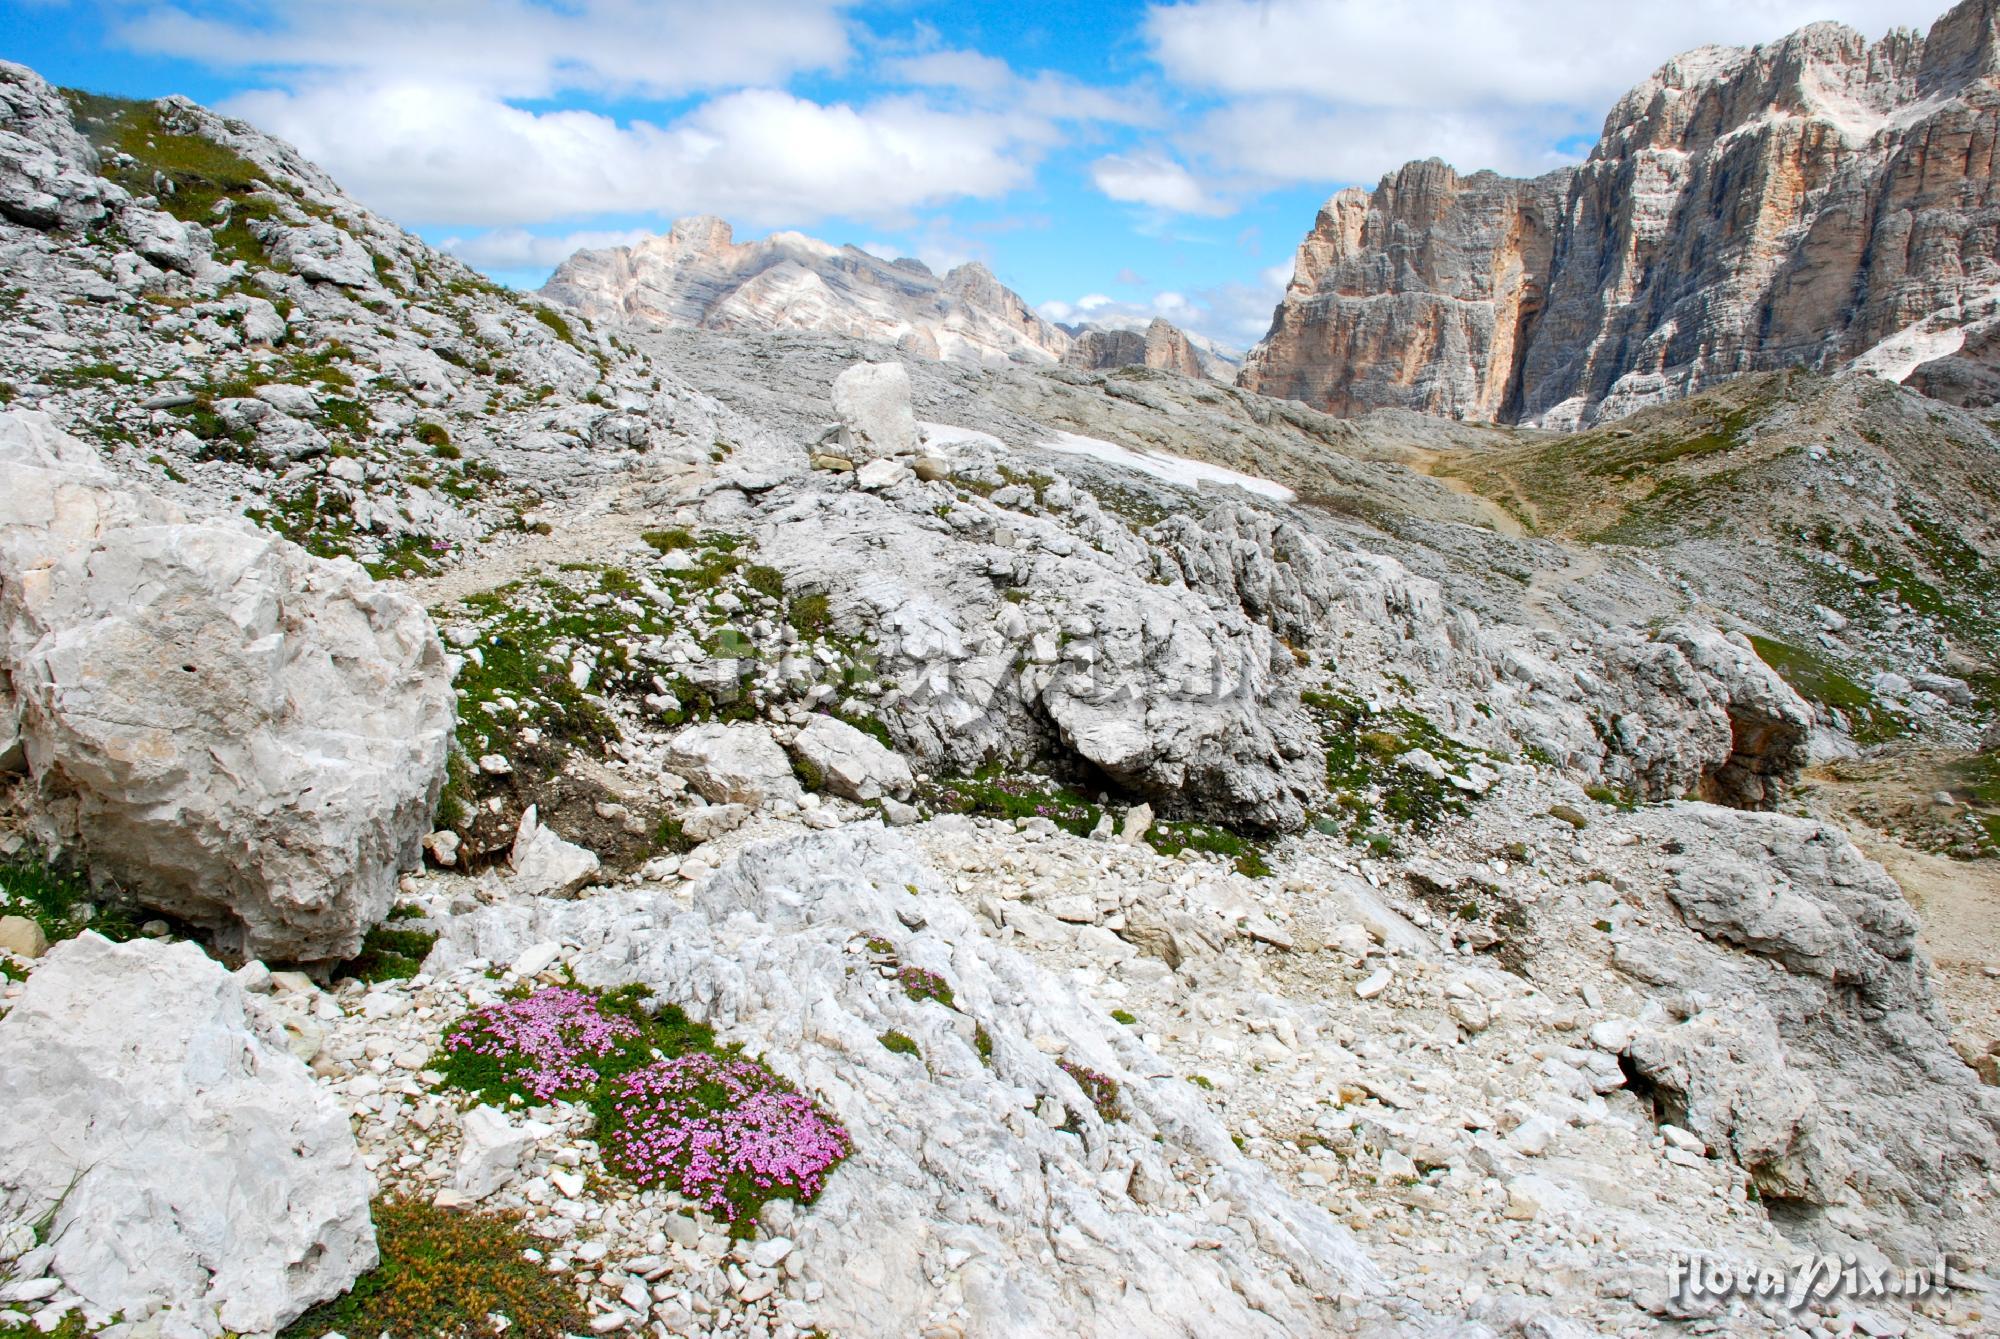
[1850,318,1967,384]
[1036,430,1295,501]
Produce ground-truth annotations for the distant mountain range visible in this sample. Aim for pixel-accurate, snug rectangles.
[541,216,1239,381]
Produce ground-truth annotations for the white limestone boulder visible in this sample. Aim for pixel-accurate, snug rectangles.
[0,934,375,1336]
[664,721,802,808]
[0,411,455,962]
[428,827,1381,1335]
[789,714,913,801]
[507,804,600,899]
[830,361,918,461]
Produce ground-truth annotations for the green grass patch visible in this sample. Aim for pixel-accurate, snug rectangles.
[532,306,580,347]
[1143,818,1270,877]
[336,925,437,983]
[0,856,145,945]
[64,90,284,269]
[281,1197,583,1339]
[879,1029,921,1057]
[1746,634,1905,744]
[923,766,1104,837]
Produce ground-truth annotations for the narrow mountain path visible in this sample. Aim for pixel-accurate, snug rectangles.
[392,466,705,611]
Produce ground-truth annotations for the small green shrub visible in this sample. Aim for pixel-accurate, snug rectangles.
[788,591,832,637]
[338,925,437,983]
[642,527,697,552]
[898,965,955,1007]
[281,1198,583,1339]
[879,1030,921,1057]
[1110,1009,1138,1025]
[532,306,579,347]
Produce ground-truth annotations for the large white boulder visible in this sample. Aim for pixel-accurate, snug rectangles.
[789,714,913,801]
[664,721,801,808]
[507,804,599,899]
[0,934,376,1336]
[830,361,918,461]
[0,411,456,962]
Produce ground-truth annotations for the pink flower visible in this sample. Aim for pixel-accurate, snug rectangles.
[598,1054,851,1221]
[442,987,642,1101]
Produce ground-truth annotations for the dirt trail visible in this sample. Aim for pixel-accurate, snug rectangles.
[392,468,703,610]
[1857,833,2000,1053]
[1401,448,1528,538]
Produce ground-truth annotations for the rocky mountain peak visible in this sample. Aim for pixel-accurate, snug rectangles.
[665,213,735,253]
[1244,0,2000,427]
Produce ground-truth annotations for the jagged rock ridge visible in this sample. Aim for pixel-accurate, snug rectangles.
[1243,0,2000,427]
[542,216,1236,379]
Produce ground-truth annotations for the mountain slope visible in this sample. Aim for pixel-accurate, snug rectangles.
[1243,0,2000,428]
[2,54,1998,1339]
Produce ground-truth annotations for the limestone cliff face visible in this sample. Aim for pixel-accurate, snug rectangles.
[1243,0,2000,426]
[1063,317,1240,381]
[543,217,1076,368]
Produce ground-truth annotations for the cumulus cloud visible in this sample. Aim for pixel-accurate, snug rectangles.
[1134,0,1949,197]
[121,0,858,100]
[1146,0,1948,111]
[439,226,659,272]
[1039,259,1292,350]
[1091,152,1231,215]
[220,81,1046,228]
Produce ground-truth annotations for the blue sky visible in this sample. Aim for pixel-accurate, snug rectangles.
[3,0,1952,347]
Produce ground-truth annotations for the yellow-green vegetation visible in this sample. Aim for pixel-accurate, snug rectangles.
[280,1198,584,1339]
[1745,635,1905,744]
[1945,751,2000,851]
[449,566,663,756]
[0,856,144,944]
[63,90,285,270]
[879,1029,921,1057]
[1430,373,1797,541]
[1306,690,1486,846]
[1143,818,1270,877]
[337,925,438,983]
[924,766,1106,836]
[531,306,579,348]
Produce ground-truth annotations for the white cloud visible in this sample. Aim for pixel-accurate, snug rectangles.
[1191,99,1592,185]
[1091,152,1230,215]
[1039,262,1291,350]
[1135,0,1950,197]
[1146,0,1948,111]
[439,226,659,271]
[120,0,857,100]
[221,80,1045,227]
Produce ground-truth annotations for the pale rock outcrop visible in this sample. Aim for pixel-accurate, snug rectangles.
[453,1105,554,1201]
[0,412,455,962]
[1063,317,1239,382]
[0,61,115,231]
[249,218,379,289]
[829,361,918,461]
[1244,0,2000,426]
[0,934,375,1336]
[507,804,600,899]
[789,714,914,801]
[664,721,802,807]
[1608,806,1998,1215]
[426,826,1381,1337]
